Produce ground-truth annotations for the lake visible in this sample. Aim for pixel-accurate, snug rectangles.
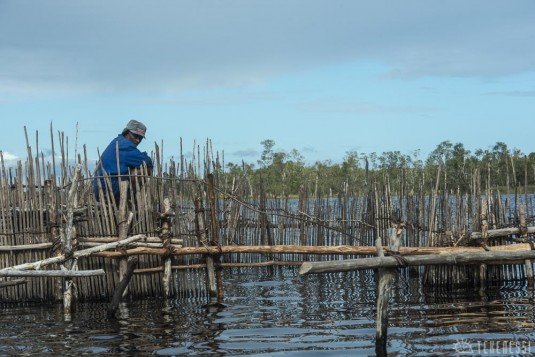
[1,266,534,356]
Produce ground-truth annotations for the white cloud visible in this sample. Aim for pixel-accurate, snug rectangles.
[1,1,534,96]
[0,151,19,161]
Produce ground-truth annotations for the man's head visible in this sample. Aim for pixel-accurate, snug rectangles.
[123,120,146,137]
[122,120,146,145]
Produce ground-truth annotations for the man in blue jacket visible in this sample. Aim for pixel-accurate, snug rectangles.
[93,120,153,203]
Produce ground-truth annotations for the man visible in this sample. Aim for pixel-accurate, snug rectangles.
[93,120,153,203]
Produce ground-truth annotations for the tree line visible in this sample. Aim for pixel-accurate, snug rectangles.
[221,139,535,198]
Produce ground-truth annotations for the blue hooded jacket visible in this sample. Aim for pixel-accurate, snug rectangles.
[93,135,153,202]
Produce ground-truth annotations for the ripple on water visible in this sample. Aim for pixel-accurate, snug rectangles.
[2,267,535,355]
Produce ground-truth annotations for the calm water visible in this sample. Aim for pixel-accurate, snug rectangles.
[1,267,535,356]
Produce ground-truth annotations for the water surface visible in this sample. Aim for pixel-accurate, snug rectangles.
[1,267,534,356]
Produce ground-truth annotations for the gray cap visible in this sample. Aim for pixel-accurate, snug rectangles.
[124,120,147,138]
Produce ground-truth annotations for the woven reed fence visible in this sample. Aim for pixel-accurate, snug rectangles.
[1,129,534,303]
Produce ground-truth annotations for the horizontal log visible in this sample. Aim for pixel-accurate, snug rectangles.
[92,247,179,257]
[91,245,381,257]
[167,261,304,270]
[175,245,378,255]
[0,279,27,288]
[133,261,302,273]
[470,227,535,240]
[0,226,531,254]
[134,243,182,249]
[299,250,535,275]
[0,269,105,277]
[90,243,534,258]
[0,234,146,271]
[78,236,183,244]
[0,243,53,252]
[79,242,182,249]
[231,224,535,238]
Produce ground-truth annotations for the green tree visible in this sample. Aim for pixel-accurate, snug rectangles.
[258,139,276,168]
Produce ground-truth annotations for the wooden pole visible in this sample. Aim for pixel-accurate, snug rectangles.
[107,256,138,317]
[45,177,62,301]
[63,165,81,317]
[207,173,224,302]
[423,162,441,285]
[479,199,488,287]
[520,205,533,286]
[117,181,130,297]
[194,195,217,298]
[259,177,272,246]
[160,198,175,298]
[376,224,404,356]
[163,256,172,297]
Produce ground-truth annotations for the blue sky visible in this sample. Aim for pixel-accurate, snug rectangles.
[1,1,534,168]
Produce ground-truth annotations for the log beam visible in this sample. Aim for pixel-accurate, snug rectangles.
[90,242,535,258]
[299,250,535,275]
[0,270,105,277]
[0,234,145,271]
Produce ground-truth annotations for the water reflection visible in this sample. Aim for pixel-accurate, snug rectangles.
[1,267,535,355]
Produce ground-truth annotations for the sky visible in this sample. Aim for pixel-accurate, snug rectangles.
[1,1,535,169]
